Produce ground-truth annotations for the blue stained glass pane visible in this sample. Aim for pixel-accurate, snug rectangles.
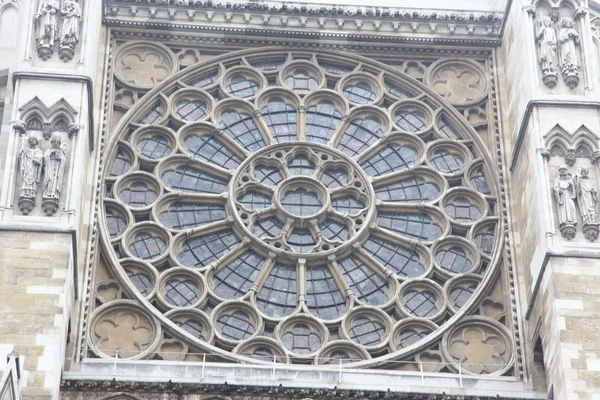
[288,154,314,176]
[261,98,297,143]
[375,177,440,203]
[177,230,240,268]
[284,69,319,93]
[337,116,383,157]
[361,143,418,177]
[363,237,425,278]
[338,257,388,305]
[331,195,365,216]
[159,202,226,230]
[377,212,443,241]
[212,251,265,299]
[254,165,283,186]
[161,164,228,194]
[320,168,348,188]
[237,190,271,211]
[320,219,349,242]
[184,134,241,169]
[253,217,284,238]
[306,266,346,320]
[226,75,260,98]
[305,101,342,144]
[256,263,297,318]
[287,227,316,253]
[343,82,376,104]
[220,110,265,152]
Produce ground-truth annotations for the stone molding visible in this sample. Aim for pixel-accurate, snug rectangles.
[103,0,504,44]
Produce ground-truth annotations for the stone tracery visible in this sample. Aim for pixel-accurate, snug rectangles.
[95,48,509,373]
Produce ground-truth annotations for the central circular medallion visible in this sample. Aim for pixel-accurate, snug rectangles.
[230,142,376,260]
[276,177,327,219]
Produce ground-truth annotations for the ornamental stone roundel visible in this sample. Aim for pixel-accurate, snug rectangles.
[424,59,489,107]
[99,47,506,369]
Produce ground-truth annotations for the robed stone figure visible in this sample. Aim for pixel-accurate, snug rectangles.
[42,134,67,215]
[35,0,60,59]
[554,165,578,238]
[558,17,580,87]
[575,167,599,225]
[59,0,82,61]
[536,16,558,87]
[17,136,43,214]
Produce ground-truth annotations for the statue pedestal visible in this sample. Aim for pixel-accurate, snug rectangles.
[542,70,558,88]
[583,223,600,241]
[37,43,54,61]
[559,222,577,240]
[18,197,35,215]
[42,198,59,216]
[59,45,75,62]
[562,70,579,89]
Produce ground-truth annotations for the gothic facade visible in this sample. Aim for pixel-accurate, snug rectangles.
[1,1,600,400]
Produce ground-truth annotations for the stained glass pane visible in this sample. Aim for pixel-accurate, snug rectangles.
[216,311,255,340]
[320,168,348,188]
[450,285,476,310]
[470,167,491,195]
[287,227,316,253]
[129,232,165,260]
[250,58,286,71]
[165,279,198,307]
[319,61,354,75]
[254,165,283,186]
[226,75,260,98]
[403,290,438,317]
[343,82,376,104]
[306,266,346,319]
[159,203,226,230]
[305,101,342,144]
[435,246,472,274]
[331,195,365,216]
[397,329,427,348]
[161,165,228,194]
[282,324,321,354]
[126,269,151,296]
[385,79,413,98]
[189,70,218,88]
[261,98,297,143]
[377,212,443,241]
[444,197,482,223]
[177,230,240,268]
[106,208,127,238]
[363,237,425,277]
[136,135,171,160]
[220,110,265,152]
[288,154,314,176]
[361,143,418,177]
[284,69,318,93]
[395,110,426,132]
[337,116,383,157]
[438,115,463,139]
[375,177,440,203]
[119,182,157,208]
[184,134,241,169]
[237,190,272,211]
[431,150,464,174]
[176,99,207,122]
[281,188,322,217]
[474,227,495,255]
[253,217,284,238]
[138,102,162,124]
[110,149,132,177]
[176,319,206,341]
[348,317,385,346]
[320,219,349,242]
[338,257,388,305]
[212,251,265,299]
[256,263,297,318]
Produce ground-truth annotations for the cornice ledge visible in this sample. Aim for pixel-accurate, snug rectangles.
[104,0,504,41]
[104,19,502,46]
[60,379,540,400]
[106,0,504,22]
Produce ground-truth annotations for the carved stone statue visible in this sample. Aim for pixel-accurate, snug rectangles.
[558,17,580,88]
[575,166,599,241]
[536,16,558,88]
[34,0,60,60]
[59,0,82,61]
[17,136,43,215]
[42,133,68,216]
[553,165,577,239]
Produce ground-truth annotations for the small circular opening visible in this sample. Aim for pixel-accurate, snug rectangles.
[241,176,250,182]
[354,181,362,188]
[275,152,283,158]
[274,242,282,248]
[356,218,363,225]
[322,244,331,250]
[321,154,329,161]
[240,213,249,219]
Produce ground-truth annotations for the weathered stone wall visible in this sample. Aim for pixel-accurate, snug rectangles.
[0,230,73,399]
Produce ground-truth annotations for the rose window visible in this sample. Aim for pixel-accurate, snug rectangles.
[98,49,505,370]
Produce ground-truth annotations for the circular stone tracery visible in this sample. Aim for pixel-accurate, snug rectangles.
[98,48,506,370]
[233,143,375,258]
